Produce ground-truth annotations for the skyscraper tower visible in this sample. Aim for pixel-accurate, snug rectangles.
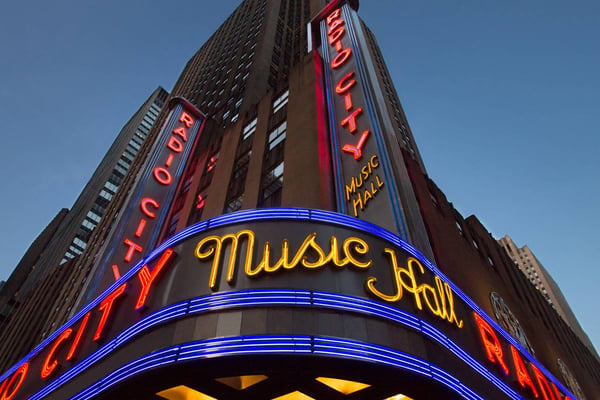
[0,87,168,372]
[498,235,596,356]
[0,1,598,399]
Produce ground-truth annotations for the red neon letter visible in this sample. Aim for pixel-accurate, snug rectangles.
[153,166,172,185]
[135,219,146,237]
[179,112,194,128]
[94,283,127,341]
[335,71,356,94]
[331,48,352,69]
[473,312,509,376]
[1,362,28,400]
[66,312,91,361]
[123,238,142,262]
[344,93,353,111]
[511,345,539,398]
[135,249,174,311]
[340,107,362,133]
[552,383,564,400]
[326,9,340,25]
[41,329,72,379]
[532,364,556,400]
[140,197,159,218]
[328,26,345,44]
[342,130,370,160]
[112,265,121,280]
[173,126,188,141]
[167,136,183,153]
[328,18,344,33]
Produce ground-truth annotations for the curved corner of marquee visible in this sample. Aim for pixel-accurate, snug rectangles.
[0,209,578,400]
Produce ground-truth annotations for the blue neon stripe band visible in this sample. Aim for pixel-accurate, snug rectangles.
[27,289,521,400]
[68,335,485,400]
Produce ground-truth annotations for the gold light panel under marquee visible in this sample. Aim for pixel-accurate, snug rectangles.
[156,377,414,399]
[315,377,371,394]
[215,375,268,390]
[156,385,217,400]
[272,391,315,400]
[383,395,413,400]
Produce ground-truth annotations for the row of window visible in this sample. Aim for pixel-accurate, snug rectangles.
[183,1,265,122]
[60,101,160,264]
[258,91,289,207]
[224,117,257,213]
[204,88,290,221]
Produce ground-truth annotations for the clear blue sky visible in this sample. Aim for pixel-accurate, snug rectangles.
[0,1,598,353]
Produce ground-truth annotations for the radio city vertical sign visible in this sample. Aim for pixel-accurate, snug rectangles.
[312,1,410,240]
[85,98,204,300]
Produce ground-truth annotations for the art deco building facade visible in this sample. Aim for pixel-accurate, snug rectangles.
[0,1,598,399]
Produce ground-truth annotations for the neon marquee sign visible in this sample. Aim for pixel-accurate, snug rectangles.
[473,312,574,400]
[0,209,579,400]
[194,228,463,328]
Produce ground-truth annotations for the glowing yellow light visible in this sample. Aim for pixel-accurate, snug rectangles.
[272,391,315,400]
[215,375,268,390]
[366,250,463,328]
[383,394,413,400]
[315,377,370,394]
[156,385,217,400]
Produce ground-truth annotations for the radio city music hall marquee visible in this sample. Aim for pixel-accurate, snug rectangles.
[0,209,577,400]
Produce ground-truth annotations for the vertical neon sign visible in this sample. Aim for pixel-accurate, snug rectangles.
[84,98,204,300]
[315,3,410,240]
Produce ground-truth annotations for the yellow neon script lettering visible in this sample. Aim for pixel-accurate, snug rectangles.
[345,155,385,216]
[195,230,372,288]
[250,232,372,274]
[366,249,463,328]
[195,230,254,289]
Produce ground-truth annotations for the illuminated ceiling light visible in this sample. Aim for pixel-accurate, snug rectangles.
[315,377,371,394]
[156,385,217,400]
[383,394,413,400]
[272,391,316,400]
[215,375,268,390]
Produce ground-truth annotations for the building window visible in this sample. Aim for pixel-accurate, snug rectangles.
[267,121,286,151]
[73,237,87,249]
[224,150,252,213]
[82,219,96,230]
[224,193,244,213]
[242,118,257,141]
[99,190,113,201]
[259,161,284,207]
[104,181,118,193]
[455,220,463,236]
[272,89,289,113]
[429,192,438,208]
[86,210,102,223]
